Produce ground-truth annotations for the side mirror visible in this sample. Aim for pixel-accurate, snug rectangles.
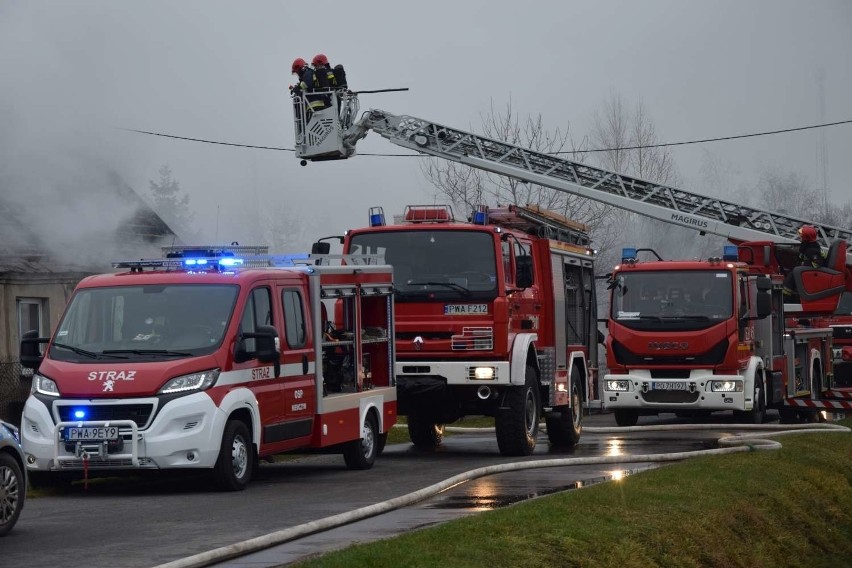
[20,329,49,371]
[754,276,772,319]
[516,256,534,289]
[235,325,281,377]
[311,242,331,254]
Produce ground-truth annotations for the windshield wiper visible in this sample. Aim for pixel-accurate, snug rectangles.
[102,349,194,357]
[405,281,472,296]
[53,342,128,359]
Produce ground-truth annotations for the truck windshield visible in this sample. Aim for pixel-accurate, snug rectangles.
[50,284,239,361]
[610,270,733,329]
[349,230,498,301]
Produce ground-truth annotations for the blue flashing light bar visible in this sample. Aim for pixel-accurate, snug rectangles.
[369,206,386,227]
[219,257,244,267]
[472,205,488,225]
[722,245,738,261]
[621,247,637,262]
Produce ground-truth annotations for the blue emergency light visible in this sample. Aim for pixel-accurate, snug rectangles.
[218,257,244,267]
[369,206,386,227]
[472,205,488,225]
[722,245,738,261]
[73,409,87,420]
[621,247,637,262]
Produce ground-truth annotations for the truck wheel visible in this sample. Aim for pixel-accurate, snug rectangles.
[0,453,24,536]
[344,412,378,470]
[734,374,765,424]
[213,420,253,491]
[496,365,540,456]
[778,407,799,424]
[614,409,639,427]
[407,412,444,449]
[546,370,583,447]
[376,432,388,456]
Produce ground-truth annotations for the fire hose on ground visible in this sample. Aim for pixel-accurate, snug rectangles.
[152,422,850,568]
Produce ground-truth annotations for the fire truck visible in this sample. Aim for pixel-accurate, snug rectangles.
[329,204,597,456]
[290,93,852,429]
[18,246,397,490]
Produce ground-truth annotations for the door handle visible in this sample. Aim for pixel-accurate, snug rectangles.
[302,354,309,375]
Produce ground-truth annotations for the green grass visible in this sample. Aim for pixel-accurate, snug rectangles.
[297,418,852,568]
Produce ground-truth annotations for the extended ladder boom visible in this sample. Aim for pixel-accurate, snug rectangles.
[343,110,851,252]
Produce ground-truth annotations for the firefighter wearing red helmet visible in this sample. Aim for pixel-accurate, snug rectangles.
[290,57,326,115]
[313,53,348,90]
[783,225,824,296]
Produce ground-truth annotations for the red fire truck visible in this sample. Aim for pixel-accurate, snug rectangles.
[603,241,851,425]
[329,204,596,456]
[291,95,852,426]
[18,246,396,490]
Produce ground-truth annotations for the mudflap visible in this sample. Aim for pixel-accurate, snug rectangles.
[396,376,458,421]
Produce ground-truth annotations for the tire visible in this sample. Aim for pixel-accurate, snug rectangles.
[734,374,766,424]
[546,369,583,447]
[376,432,388,456]
[344,412,379,470]
[212,420,253,491]
[614,409,639,427]
[407,411,444,449]
[778,407,800,424]
[0,453,25,536]
[496,364,540,456]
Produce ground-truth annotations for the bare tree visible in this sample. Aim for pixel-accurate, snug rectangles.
[422,98,612,231]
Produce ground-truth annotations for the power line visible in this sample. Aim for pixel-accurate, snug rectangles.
[120,118,852,157]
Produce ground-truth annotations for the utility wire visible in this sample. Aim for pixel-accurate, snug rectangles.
[120,118,852,157]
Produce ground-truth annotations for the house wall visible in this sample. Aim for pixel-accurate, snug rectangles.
[0,272,91,424]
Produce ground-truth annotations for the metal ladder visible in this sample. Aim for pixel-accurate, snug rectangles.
[345,110,852,250]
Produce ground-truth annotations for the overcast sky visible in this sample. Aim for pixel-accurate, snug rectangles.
[2,0,850,252]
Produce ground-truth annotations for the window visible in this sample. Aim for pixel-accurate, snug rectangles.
[240,288,272,351]
[17,298,48,339]
[282,289,306,348]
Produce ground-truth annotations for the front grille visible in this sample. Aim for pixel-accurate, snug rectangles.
[641,390,701,403]
[452,327,493,351]
[56,403,155,429]
[58,457,155,469]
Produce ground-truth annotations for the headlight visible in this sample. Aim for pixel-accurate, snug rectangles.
[471,366,496,380]
[606,379,630,392]
[710,380,743,392]
[159,369,220,394]
[32,372,60,397]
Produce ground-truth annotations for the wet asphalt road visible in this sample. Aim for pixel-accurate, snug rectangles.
[2,411,767,568]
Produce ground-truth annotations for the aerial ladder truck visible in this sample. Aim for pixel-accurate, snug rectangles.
[291,92,852,426]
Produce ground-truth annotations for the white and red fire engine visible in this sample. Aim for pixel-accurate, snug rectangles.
[19,246,396,490]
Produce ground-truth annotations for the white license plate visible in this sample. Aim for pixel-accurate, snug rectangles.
[652,381,688,391]
[64,426,120,441]
[444,304,487,315]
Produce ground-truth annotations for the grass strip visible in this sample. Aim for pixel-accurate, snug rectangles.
[296,419,852,568]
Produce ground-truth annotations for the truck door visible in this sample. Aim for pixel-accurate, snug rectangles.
[277,286,315,445]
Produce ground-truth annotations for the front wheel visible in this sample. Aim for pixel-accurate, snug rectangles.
[496,364,540,456]
[407,411,444,449]
[343,412,378,470]
[0,453,25,536]
[734,374,765,424]
[212,420,253,491]
[546,370,583,447]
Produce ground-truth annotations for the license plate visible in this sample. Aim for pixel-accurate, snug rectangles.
[64,426,120,441]
[444,304,487,315]
[652,381,688,391]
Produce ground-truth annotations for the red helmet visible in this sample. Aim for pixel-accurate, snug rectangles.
[312,53,329,67]
[797,225,818,243]
[291,58,307,74]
